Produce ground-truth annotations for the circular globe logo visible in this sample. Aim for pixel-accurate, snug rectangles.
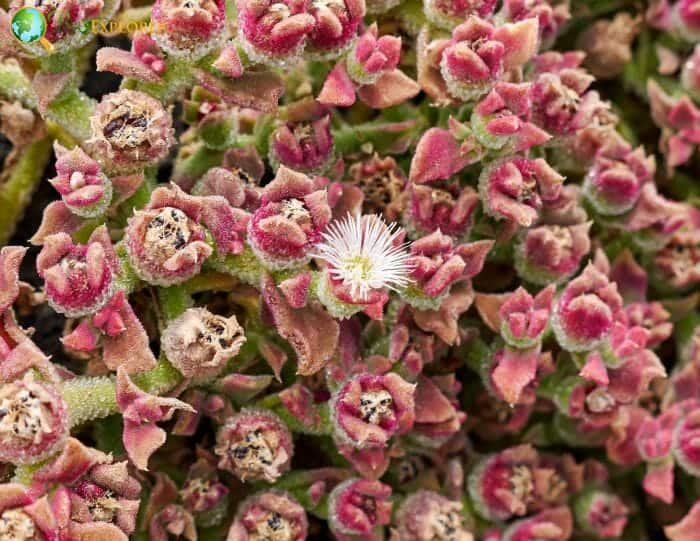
[10,7,46,44]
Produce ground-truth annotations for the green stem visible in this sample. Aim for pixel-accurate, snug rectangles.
[61,358,183,429]
[0,137,52,244]
[44,86,96,142]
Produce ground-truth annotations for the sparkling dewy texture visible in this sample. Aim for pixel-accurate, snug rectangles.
[4,0,700,539]
[314,213,412,301]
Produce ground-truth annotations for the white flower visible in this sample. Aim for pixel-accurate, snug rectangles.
[314,213,412,300]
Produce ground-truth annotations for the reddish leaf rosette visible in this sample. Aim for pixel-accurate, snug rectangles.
[479,157,565,227]
[328,478,392,541]
[49,143,113,218]
[439,16,540,101]
[36,225,116,318]
[125,184,213,286]
[330,372,416,449]
[248,167,331,269]
[151,0,227,59]
[551,264,623,352]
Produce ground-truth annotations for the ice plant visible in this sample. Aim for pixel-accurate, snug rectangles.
[479,156,565,227]
[552,264,623,352]
[214,409,294,483]
[161,307,246,380]
[248,166,331,270]
[87,89,175,174]
[48,143,112,218]
[330,372,415,449]
[393,490,474,540]
[227,491,308,541]
[36,226,116,317]
[1,0,700,538]
[0,372,69,465]
[439,16,540,101]
[314,213,412,318]
[328,478,392,541]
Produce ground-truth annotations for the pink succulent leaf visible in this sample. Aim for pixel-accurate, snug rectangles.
[318,62,357,107]
[96,291,158,374]
[261,274,339,375]
[357,70,421,109]
[579,352,609,386]
[409,128,470,184]
[96,47,162,83]
[643,459,675,504]
[30,201,85,246]
[413,374,465,443]
[491,345,540,406]
[213,42,244,78]
[116,368,195,470]
[665,501,700,541]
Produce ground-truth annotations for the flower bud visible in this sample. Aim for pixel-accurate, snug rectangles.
[151,0,227,59]
[499,286,554,348]
[227,491,308,541]
[49,143,112,218]
[87,90,175,174]
[248,167,331,269]
[405,182,480,239]
[425,0,497,30]
[552,264,623,352]
[394,490,474,541]
[573,489,628,539]
[440,17,539,101]
[479,157,564,227]
[583,141,655,216]
[307,0,365,59]
[161,307,246,381]
[531,52,604,137]
[125,185,213,286]
[328,478,392,541]
[36,226,116,318]
[331,373,415,449]
[346,24,401,85]
[269,101,335,174]
[471,83,551,154]
[404,230,492,310]
[0,372,69,465]
[236,0,316,66]
[215,409,293,483]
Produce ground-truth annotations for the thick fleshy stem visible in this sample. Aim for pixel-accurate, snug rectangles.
[0,137,52,245]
